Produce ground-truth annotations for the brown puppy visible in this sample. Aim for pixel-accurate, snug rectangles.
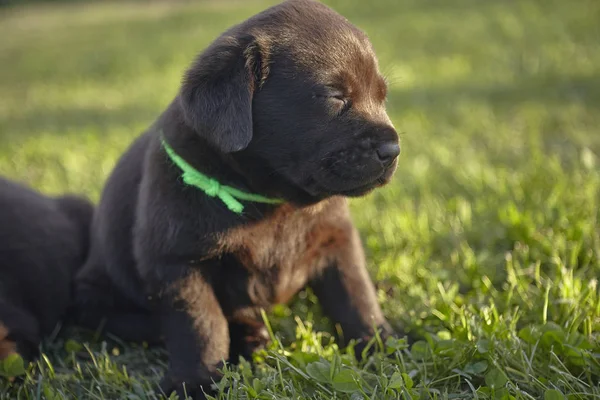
[74,0,400,398]
[0,177,93,362]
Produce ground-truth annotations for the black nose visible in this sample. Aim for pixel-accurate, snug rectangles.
[376,142,400,164]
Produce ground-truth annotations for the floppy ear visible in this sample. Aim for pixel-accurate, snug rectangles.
[179,33,262,153]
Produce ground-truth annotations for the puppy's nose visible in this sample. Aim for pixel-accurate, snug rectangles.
[376,142,400,164]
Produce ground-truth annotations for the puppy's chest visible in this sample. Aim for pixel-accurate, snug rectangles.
[216,203,349,303]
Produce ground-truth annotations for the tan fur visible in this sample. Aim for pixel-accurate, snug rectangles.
[175,271,230,367]
[217,197,353,304]
[334,228,385,329]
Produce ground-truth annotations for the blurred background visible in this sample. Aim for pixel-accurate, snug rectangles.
[0,0,599,398]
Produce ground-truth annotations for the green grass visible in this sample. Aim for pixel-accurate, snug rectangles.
[1,0,600,398]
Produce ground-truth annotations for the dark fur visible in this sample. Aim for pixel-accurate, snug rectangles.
[0,177,93,361]
[74,0,400,398]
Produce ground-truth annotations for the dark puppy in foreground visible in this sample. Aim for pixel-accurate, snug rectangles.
[0,177,93,362]
[74,0,400,397]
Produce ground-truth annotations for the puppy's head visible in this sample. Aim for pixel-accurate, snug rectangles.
[179,0,399,203]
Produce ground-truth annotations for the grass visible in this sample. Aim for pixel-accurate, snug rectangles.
[1,0,600,398]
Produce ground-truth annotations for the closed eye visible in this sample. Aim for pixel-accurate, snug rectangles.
[331,94,349,106]
[332,96,351,115]
[318,86,351,114]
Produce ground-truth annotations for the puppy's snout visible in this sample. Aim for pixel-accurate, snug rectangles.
[376,142,400,165]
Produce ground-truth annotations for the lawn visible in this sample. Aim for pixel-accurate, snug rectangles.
[1,0,600,398]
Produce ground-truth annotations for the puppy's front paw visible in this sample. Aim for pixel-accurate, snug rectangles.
[228,320,270,363]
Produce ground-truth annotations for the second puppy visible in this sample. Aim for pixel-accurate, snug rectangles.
[0,177,93,362]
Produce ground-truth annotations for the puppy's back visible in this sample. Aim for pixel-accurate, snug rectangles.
[0,178,92,276]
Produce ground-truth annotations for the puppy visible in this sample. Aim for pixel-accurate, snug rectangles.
[0,177,93,362]
[74,0,400,397]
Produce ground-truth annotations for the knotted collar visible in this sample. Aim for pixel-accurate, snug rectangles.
[160,137,284,214]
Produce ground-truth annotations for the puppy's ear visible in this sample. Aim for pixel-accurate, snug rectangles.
[179,33,263,153]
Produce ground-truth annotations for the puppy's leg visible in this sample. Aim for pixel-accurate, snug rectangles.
[309,227,393,353]
[159,269,230,400]
[227,309,269,364]
[73,262,162,344]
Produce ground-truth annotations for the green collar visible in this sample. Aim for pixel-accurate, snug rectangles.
[161,137,284,214]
